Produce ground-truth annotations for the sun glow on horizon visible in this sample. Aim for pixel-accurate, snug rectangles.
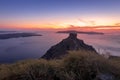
[0,17,120,30]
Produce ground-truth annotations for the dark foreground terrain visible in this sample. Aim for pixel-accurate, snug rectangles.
[0,33,42,39]
[0,50,120,80]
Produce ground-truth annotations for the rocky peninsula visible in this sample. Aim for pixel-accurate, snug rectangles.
[42,32,97,59]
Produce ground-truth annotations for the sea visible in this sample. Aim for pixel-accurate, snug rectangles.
[0,30,120,63]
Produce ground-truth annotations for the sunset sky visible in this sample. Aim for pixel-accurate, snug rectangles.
[0,0,120,30]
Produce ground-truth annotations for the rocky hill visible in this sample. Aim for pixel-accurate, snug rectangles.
[42,32,97,59]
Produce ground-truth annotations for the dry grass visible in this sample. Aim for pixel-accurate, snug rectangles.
[0,50,120,80]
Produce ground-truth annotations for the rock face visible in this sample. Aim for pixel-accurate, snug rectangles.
[42,32,97,59]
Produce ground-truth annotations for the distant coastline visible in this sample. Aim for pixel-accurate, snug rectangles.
[0,33,42,39]
[0,31,16,33]
[56,30,104,35]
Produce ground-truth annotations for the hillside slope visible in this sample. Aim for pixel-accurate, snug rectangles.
[0,50,120,80]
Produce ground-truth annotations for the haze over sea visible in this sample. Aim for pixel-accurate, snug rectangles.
[0,30,120,63]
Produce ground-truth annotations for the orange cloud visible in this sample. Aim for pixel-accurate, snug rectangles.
[78,19,96,26]
[115,23,120,26]
[66,25,120,31]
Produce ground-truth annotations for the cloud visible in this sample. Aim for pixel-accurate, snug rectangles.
[78,19,96,26]
[66,25,98,31]
[67,25,120,31]
[115,23,120,26]
[65,19,120,30]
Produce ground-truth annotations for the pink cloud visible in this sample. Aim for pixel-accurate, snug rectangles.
[78,19,96,26]
[115,23,120,26]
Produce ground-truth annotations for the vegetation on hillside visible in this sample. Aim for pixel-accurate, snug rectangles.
[0,50,120,80]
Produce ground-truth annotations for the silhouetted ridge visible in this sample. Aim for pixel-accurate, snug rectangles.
[42,33,97,59]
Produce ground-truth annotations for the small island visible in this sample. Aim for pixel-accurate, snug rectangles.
[0,33,42,39]
[57,30,104,35]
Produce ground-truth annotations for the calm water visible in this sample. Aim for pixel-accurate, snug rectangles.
[0,30,120,63]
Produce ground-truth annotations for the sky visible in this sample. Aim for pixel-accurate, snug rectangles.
[0,0,120,30]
